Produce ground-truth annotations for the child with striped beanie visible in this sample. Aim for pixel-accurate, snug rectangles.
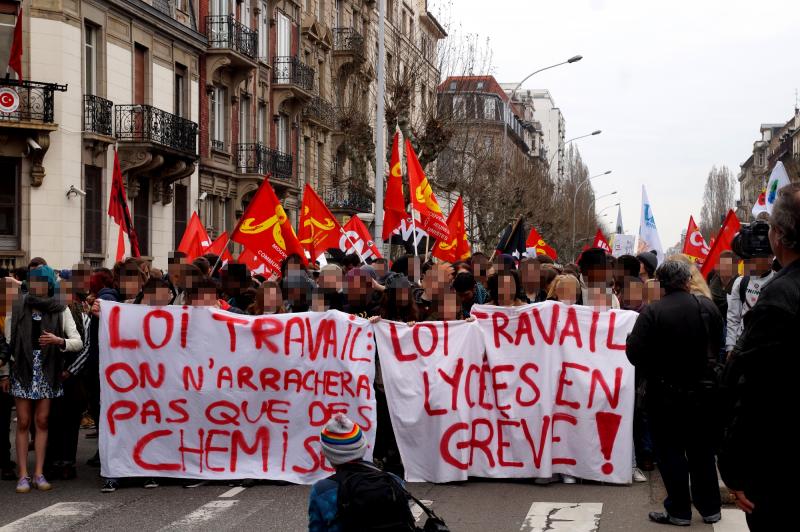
[319,413,368,465]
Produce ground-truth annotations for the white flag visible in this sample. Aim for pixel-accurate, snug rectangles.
[637,185,664,264]
[765,161,791,214]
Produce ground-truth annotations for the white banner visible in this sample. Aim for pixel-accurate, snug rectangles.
[98,302,376,484]
[374,302,637,484]
[610,234,636,257]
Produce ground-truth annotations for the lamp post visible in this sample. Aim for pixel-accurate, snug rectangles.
[588,192,619,221]
[503,56,583,177]
[548,129,602,170]
[596,202,620,219]
[571,170,612,256]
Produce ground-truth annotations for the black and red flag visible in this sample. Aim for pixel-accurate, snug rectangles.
[108,149,140,260]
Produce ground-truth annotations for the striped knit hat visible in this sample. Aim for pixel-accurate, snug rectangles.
[320,414,367,465]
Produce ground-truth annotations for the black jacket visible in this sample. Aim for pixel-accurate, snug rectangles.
[718,258,800,493]
[626,291,723,402]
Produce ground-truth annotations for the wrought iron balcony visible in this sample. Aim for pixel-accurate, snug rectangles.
[272,56,315,92]
[236,143,293,180]
[115,104,198,155]
[206,15,258,60]
[322,184,373,213]
[333,27,365,56]
[83,94,113,136]
[302,96,335,129]
[0,79,67,124]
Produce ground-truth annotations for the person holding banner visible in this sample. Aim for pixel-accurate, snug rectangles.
[7,265,84,493]
[626,260,723,526]
[248,281,285,315]
[486,270,526,307]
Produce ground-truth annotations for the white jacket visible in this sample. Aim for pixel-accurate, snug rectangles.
[726,271,775,351]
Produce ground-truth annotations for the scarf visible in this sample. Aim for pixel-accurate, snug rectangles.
[10,295,66,389]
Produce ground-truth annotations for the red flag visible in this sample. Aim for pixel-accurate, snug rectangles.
[107,149,140,258]
[405,139,449,241]
[236,248,267,275]
[298,184,343,259]
[682,216,709,265]
[526,227,558,260]
[700,210,741,278]
[115,225,125,263]
[592,228,611,253]
[342,216,382,262]
[383,132,406,241]
[432,196,470,263]
[177,212,211,261]
[207,232,233,262]
[8,7,22,80]
[230,177,306,274]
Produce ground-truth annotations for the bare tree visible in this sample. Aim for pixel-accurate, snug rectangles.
[699,165,736,238]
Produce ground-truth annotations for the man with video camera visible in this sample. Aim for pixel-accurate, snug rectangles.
[725,220,776,360]
[719,183,800,530]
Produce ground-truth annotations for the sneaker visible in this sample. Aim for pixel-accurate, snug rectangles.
[183,480,207,489]
[143,478,159,489]
[702,513,721,524]
[648,511,691,526]
[15,476,31,494]
[534,476,556,485]
[561,474,577,484]
[101,479,120,493]
[32,475,52,491]
[632,467,647,483]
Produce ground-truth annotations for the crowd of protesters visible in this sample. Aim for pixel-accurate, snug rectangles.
[0,185,798,532]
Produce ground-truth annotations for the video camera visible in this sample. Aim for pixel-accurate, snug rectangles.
[732,220,772,259]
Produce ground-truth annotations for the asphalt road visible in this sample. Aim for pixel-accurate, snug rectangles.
[0,425,748,531]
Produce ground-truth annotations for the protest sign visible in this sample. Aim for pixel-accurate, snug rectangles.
[374,302,637,484]
[610,234,636,257]
[98,302,376,484]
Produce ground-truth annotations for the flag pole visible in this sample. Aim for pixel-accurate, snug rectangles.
[209,232,232,274]
[339,226,367,264]
[490,216,522,262]
[410,208,420,257]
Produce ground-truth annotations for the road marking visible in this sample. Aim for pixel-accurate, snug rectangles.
[519,502,603,532]
[713,509,749,532]
[411,500,433,522]
[0,502,100,532]
[158,500,238,531]
[219,486,247,498]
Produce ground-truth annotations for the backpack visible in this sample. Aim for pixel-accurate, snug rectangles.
[738,275,750,306]
[335,462,417,532]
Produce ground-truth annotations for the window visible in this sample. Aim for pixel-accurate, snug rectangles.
[0,157,20,251]
[453,95,466,119]
[277,11,291,57]
[210,86,227,149]
[401,10,407,33]
[174,64,187,117]
[476,81,484,90]
[133,179,150,256]
[0,10,18,80]
[315,0,322,20]
[174,183,188,247]
[85,24,97,96]
[304,137,311,184]
[83,165,102,254]
[239,94,251,143]
[277,113,289,153]
[483,96,496,120]
[335,0,342,27]
[241,0,251,29]
[259,2,268,59]
[448,81,456,91]
[387,0,395,23]
[316,142,323,189]
[211,0,227,16]
[257,103,267,143]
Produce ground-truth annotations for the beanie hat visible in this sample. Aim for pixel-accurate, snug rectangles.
[320,413,367,465]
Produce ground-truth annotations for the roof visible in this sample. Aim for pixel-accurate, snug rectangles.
[437,75,509,102]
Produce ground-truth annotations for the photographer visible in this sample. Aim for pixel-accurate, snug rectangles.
[725,221,775,359]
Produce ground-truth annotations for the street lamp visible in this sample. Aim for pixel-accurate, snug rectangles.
[596,202,621,219]
[548,129,602,169]
[571,171,612,256]
[503,55,583,176]
[588,192,618,220]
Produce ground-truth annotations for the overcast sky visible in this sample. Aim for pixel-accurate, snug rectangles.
[432,0,800,246]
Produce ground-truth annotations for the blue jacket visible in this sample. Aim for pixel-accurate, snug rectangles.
[307,461,405,532]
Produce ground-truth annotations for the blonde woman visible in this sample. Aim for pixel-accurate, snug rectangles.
[666,254,712,299]
[546,274,582,305]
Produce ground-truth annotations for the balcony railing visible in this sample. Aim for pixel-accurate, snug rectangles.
[272,56,315,92]
[236,143,293,180]
[211,139,225,152]
[302,96,335,129]
[206,15,258,59]
[83,94,113,136]
[322,184,373,213]
[0,79,67,124]
[333,27,365,56]
[115,104,198,155]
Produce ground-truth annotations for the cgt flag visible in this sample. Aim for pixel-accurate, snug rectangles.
[405,139,450,242]
[383,132,407,241]
[526,226,558,260]
[177,212,211,261]
[341,215,382,262]
[700,210,740,278]
[682,216,709,265]
[298,184,343,259]
[231,177,306,274]
[592,228,611,253]
[432,196,470,263]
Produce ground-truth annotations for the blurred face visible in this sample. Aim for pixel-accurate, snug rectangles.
[422,267,450,300]
[372,261,388,278]
[168,259,186,286]
[120,272,142,298]
[639,262,650,281]
[719,256,737,279]
[71,268,91,295]
[0,280,19,313]
[750,256,772,274]
[442,291,458,320]
[520,262,541,291]
[586,265,609,285]
[319,270,343,291]
[191,288,218,307]
[346,274,371,304]
[644,280,662,304]
[395,288,410,306]
[623,278,644,308]
[555,276,579,305]
[472,257,488,281]
[28,279,50,297]
[141,286,172,306]
[261,286,281,313]
[496,275,517,306]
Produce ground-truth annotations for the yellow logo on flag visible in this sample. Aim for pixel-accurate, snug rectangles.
[238,205,289,250]
[415,179,442,214]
